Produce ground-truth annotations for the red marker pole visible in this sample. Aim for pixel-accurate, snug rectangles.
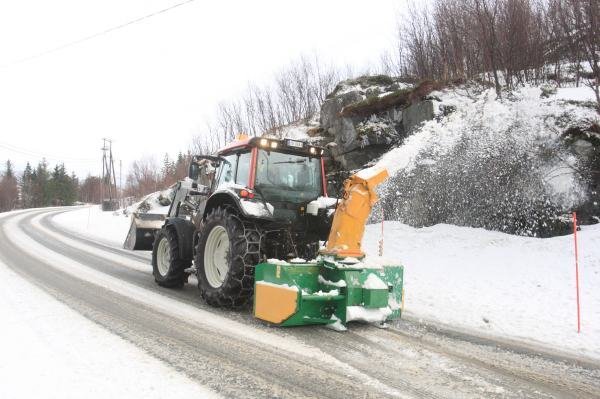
[573,212,581,334]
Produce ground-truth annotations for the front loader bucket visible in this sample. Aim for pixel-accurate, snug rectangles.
[253,258,403,329]
[123,213,164,251]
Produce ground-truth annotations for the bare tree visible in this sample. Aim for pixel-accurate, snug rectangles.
[192,55,348,151]
[125,157,160,198]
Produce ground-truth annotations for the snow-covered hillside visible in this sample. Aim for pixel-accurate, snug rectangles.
[54,206,600,361]
[374,84,599,236]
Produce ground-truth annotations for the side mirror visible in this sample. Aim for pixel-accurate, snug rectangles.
[188,163,199,180]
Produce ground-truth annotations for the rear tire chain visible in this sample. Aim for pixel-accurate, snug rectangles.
[196,206,262,309]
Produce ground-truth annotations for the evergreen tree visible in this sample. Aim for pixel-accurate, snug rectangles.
[21,162,34,208]
[161,153,176,186]
[32,159,50,207]
[5,160,14,178]
[48,163,77,206]
[0,160,19,212]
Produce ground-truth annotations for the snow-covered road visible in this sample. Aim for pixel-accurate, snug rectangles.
[1,207,599,398]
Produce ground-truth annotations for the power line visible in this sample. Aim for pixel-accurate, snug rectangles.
[0,141,97,163]
[0,0,196,70]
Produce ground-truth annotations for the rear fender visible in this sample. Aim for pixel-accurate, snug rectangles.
[203,191,243,218]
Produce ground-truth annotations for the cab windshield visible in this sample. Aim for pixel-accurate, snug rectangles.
[254,149,322,203]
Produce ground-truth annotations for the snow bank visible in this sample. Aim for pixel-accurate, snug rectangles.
[363,221,600,360]
[53,205,131,246]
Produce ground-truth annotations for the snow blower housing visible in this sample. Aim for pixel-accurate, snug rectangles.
[125,136,404,328]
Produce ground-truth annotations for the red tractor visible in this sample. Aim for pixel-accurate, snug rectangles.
[127,136,335,308]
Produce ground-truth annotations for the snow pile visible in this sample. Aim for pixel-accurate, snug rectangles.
[362,273,388,289]
[326,315,347,332]
[318,275,347,288]
[363,221,600,360]
[371,84,599,236]
[346,306,392,323]
[124,188,173,216]
[240,199,274,218]
[267,113,323,143]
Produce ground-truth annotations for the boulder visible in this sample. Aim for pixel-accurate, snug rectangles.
[319,76,438,170]
[402,100,434,133]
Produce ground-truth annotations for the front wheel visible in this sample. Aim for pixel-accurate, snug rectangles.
[152,228,190,288]
[195,207,260,308]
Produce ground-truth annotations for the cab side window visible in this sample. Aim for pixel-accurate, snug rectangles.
[236,152,251,187]
[216,154,237,188]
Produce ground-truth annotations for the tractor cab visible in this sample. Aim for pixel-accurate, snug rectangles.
[191,137,329,223]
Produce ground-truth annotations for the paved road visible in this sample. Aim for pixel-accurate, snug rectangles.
[1,208,599,398]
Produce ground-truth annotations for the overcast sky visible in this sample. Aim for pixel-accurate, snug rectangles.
[0,0,403,178]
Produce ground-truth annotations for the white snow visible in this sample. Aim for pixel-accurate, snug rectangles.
[270,114,322,143]
[0,254,218,398]
[316,196,338,208]
[326,315,347,332]
[124,188,173,216]
[240,199,274,217]
[323,255,388,270]
[356,166,387,181]
[256,281,299,292]
[266,258,290,265]
[363,273,389,290]
[346,306,393,323]
[318,275,347,288]
[53,205,131,246]
[554,87,598,102]
[305,289,340,297]
[363,221,600,360]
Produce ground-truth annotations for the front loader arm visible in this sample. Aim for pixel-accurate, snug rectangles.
[324,167,389,258]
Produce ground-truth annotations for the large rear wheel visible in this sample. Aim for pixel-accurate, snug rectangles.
[196,207,260,308]
[152,227,190,288]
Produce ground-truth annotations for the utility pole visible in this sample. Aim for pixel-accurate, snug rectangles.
[100,138,118,211]
[119,159,122,208]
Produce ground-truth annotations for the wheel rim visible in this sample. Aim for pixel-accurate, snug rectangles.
[157,236,171,277]
[204,225,230,288]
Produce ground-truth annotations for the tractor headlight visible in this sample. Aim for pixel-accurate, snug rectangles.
[260,138,269,147]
